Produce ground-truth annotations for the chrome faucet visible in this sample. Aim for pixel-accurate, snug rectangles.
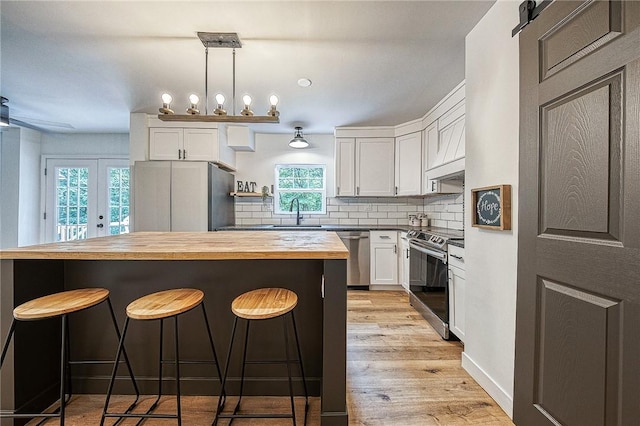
[289,198,303,225]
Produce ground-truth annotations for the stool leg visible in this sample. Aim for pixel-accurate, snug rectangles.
[291,311,309,424]
[283,316,296,426]
[232,319,251,418]
[100,317,130,426]
[59,315,67,426]
[141,318,165,422]
[174,316,182,426]
[65,317,72,403]
[0,319,16,367]
[201,303,225,407]
[213,316,238,426]
[106,298,140,403]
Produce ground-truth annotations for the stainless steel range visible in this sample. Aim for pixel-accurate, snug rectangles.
[407,228,463,339]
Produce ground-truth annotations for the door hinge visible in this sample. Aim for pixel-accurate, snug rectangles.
[43,212,47,220]
[44,168,47,176]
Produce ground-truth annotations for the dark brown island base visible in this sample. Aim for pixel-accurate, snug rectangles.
[0,231,349,426]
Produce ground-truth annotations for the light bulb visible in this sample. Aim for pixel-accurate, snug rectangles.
[242,95,252,106]
[159,93,174,114]
[267,95,280,117]
[215,93,225,105]
[186,94,200,115]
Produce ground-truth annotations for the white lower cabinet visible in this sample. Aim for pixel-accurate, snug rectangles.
[399,232,410,291]
[448,245,466,341]
[370,231,399,287]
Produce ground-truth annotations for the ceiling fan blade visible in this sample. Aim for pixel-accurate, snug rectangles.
[10,116,74,130]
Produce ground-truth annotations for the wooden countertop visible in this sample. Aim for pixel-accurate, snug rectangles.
[0,231,349,261]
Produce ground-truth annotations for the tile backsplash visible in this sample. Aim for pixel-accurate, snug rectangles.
[234,193,464,230]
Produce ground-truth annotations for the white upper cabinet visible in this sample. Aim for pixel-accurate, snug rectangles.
[424,87,466,181]
[150,127,217,161]
[149,128,185,161]
[335,136,395,197]
[356,138,395,197]
[335,138,356,196]
[148,122,236,170]
[394,132,422,196]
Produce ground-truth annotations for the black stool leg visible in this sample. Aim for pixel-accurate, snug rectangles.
[137,318,165,425]
[100,317,130,426]
[59,315,67,426]
[232,319,251,419]
[174,316,182,426]
[0,319,16,367]
[201,303,225,407]
[213,316,238,426]
[65,317,72,404]
[106,298,140,406]
[283,316,296,426]
[291,311,309,424]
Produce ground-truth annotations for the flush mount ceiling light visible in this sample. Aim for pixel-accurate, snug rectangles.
[289,127,309,149]
[158,32,279,124]
[1,97,9,127]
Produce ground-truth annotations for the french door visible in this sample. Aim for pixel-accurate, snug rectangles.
[44,158,130,242]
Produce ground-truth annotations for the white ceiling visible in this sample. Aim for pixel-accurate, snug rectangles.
[0,1,494,135]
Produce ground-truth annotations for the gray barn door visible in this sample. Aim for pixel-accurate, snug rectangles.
[514,1,640,425]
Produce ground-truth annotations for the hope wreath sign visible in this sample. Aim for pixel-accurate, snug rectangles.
[471,184,512,230]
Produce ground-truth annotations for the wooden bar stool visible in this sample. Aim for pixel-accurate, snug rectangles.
[214,287,309,426]
[0,288,138,425]
[101,288,224,426]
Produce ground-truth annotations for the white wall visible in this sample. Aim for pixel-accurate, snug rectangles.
[17,128,42,246]
[0,127,42,248]
[463,0,519,417]
[41,133,129,156]
[234,133,335,197]
[0,128,21,248]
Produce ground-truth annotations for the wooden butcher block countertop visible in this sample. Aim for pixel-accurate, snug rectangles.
[0,231,350,261]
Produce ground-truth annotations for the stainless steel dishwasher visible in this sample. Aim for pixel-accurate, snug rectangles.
[337,231,370,287]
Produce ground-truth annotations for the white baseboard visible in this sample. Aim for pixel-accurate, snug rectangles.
[461,352,513,418]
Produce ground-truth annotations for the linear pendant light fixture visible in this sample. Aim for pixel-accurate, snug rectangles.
[158,32,279,124]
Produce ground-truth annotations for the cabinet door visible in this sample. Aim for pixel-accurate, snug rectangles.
[439,116,465,164]
[448,265,466,341]
[149,128,183,160]
[356,138,395,197]
[133,161,171,231]
[183,128,217,161]
[395,132,422,196]
[422,122,439,194]
[170,162,209,231]
[370,243,399,285]
[335,138,356,196]
[400,236,410,291]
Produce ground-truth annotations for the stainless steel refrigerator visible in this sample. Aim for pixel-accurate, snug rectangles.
[207,163,235,230]
[133,161,235,232]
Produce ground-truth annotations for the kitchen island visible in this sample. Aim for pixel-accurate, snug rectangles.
[0,231,349,425]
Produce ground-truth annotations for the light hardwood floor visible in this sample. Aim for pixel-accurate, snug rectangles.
[29,290,513,425]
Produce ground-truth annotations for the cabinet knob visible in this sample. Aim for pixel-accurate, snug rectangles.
[96,223,104,228]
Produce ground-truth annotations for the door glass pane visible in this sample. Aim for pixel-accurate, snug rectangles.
[107,167,130,235]
[55,167,89,241]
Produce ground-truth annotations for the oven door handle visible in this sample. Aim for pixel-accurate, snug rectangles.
[409,242,447,262]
